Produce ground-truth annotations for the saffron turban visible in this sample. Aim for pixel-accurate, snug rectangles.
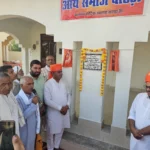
[49,64,62,79]
[145,72,150,82]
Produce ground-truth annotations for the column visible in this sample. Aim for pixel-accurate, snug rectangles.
[62,41,74,120]
[21,48,27,75]
[79,41,106,123]
[112,42,135,129]
[6,45,9,61]
[0,41,2,66]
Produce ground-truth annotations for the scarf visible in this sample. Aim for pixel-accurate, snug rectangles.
[9,92,25,127]
[19,89,40,134]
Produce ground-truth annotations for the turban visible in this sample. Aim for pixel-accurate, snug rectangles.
[145,72,150,82]
[13,66,21,74]
[50,64,62,72]
[49,64,62,79]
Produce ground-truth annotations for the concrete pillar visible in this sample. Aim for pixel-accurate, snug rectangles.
[6,45,9,61]
[28,48,32,72]
[79,41,106,123]
[0,41,2,66]
[62,41,74,120]
[21,48,27,75]
[112,42,135,129]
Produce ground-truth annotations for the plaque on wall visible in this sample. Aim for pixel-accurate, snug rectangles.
[83,54,102,71]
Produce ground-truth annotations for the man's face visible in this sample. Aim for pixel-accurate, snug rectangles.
[146,82,150,96]
[53,70,63,81]
[21,78,34,94]
[7,68,16,81]
[0,77,11,95]
[46,56,55,67]
[30,64,41,77]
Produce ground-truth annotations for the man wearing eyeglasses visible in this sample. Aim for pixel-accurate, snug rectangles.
[128,72,150,150]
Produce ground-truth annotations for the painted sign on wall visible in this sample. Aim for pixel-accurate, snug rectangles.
[61,0,144,20]
[83,54,102,70]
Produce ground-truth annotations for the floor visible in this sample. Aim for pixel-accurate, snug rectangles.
[61,139,92,150]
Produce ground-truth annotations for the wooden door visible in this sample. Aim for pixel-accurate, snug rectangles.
[40,34,56,67]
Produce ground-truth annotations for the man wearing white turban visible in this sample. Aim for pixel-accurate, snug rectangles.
[13,66,24,96]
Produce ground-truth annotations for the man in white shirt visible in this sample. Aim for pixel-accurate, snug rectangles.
[0,72,25,137]
[41,55,55,80]
[44,64,71,150]
[128,72,150,150]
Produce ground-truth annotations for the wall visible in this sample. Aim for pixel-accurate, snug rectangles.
[105,37,150,89]
[7,51,22,61]
[29,23,46,61]
[0,32,9,65]
[56,42,62,63]
[0,19,32,48]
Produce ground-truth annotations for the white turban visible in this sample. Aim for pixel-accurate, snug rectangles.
[13,66,21,74]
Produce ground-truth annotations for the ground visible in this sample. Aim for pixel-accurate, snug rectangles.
[61,139,92,150]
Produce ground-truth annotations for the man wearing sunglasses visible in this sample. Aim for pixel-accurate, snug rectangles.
[128,72,150,150]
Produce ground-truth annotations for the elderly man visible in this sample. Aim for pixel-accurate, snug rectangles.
[128,72,150,150]
[0,72,25,137]
[16,76,40,150]
[44,64,71,150]
[41,55,55,80]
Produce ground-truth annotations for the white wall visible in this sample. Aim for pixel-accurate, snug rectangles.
[30,23,46,61]
[105,38,150,89]
[0,32,9,65]
[8,51,22,61]
[56,42,62,63]
[0,19,32,48]
[0,32,9,41]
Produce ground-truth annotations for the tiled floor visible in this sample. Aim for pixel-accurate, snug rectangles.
[61,139,93,150]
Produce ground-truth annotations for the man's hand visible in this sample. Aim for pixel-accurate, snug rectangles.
[32,96,38,104]
[60,105,69,115]
[132,128,143,140]
[12,135,25,150]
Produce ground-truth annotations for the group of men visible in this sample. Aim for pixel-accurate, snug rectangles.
[0,55,71,150]
[1,54,150,150]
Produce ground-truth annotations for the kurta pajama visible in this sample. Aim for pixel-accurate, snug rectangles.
[16,90,40,150]
[0,92,24,136]
[41,65,50,81]
[44,78,71,150]
[128,93,150,150]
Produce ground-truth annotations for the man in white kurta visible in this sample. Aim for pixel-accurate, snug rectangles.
[41,55,55,80]
[128,72,150,150]
[0,72,25,137]
[44,64,71,150]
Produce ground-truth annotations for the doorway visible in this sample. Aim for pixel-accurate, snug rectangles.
[40,34,56,67]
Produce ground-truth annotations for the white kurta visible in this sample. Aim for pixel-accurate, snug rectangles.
[44,78,71,134]
[128,93,150,150]
[0,92,20,136]
[41,66,50,80]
